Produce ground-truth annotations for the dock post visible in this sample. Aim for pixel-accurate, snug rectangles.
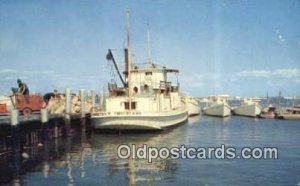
[10,109,20,153]
[87,90,95,134]
[41,108,49,123]
[80,89,86,132]
[41,108,49,143]
[91,90,96,108]
[65,88,71,136]
[100,93,104,110]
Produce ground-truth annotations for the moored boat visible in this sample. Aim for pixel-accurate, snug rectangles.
[182,96,201,116]
[259,104,276,119]
[232,98,261,117]
[91,11,188,131]
[202,96,231,117]
[276,107,300,120]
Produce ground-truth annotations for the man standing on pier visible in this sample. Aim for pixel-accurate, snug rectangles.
[17,79,29,104]
[17,79,29,95]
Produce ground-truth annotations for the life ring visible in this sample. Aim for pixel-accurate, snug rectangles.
[23,107,32,116]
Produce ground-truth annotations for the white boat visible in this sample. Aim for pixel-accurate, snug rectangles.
[232,98,261,117]
[259,104,276,119]
[202,96,231,117]
[91,11,188,131]
[278,113,300,120]
[277,107,300,120]
[182,96,201,116]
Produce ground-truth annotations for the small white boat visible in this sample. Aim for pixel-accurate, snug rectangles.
[202,96,231,117]
[232,98,261,117]
[259,104,276,119]
[182,96,200,116]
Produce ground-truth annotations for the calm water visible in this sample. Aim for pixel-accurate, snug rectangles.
[2,116,300,185]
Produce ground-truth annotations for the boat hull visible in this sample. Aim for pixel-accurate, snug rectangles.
[203,104,231,117]
[91,110,188,131]
[233,104,261,117]
[259,113,275,119]
[187,102,201,116]
[277,114,300,120]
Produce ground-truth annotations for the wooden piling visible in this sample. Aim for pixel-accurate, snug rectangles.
[91,90,96,108]
[41,109,49,123]
[10,109,20,153]
[10,109,19,126]
[80,89,86,118]
[41,109,49,143]
[65,88,71,136]
[100,93,104,109]
[80,89,86,132]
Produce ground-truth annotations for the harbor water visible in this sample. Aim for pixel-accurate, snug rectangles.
[1,115,300,185]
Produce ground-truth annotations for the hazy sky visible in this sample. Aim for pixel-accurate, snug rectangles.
[0,0,299,97]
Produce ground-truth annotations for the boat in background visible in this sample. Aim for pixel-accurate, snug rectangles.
[259,92,277,119]
[259,104,276,119]
[277,106,300,120]
[270,92,300,120]
[232,98,261,117]
[182,96,201,116]
[202,96,231,117]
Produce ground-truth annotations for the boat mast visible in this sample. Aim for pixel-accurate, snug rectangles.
[266,91,269,105]
[278,89,281,114]
[147,24,151,64]
[126,9,132,111]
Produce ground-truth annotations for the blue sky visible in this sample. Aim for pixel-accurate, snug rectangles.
[0,0,299,97]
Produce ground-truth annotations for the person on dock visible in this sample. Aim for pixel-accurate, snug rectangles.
[17,79,29,95]
[44,89,64,114]
[17,79,29,104]
[43,89,60,105]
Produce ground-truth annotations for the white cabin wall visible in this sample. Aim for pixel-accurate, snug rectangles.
[106,97,127,112]
[163,97,171,111]
[152,72,165,89]
[170,92,180,109]
[104,68,180,114]
[131,70,166,91]
[106,96,163,113]
[152,96,159,112]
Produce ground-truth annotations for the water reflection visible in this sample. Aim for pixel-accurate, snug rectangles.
[86,127,188,185]
[187,115,200,126]
[92,134,179,185]
[203,115,231,125]
[1,123,188,185]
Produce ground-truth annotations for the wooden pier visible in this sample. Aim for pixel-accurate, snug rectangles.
[0,88,94,157]
[0,111,91,156]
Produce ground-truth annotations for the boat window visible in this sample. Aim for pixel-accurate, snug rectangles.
[145,72,152,76]
[144,84,149,92]
[124,102,136,110]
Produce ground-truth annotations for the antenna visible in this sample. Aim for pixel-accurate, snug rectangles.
[147,24,151,64]
[278,89,281,114]
[126,9,132,111]
[126,9,131,50]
